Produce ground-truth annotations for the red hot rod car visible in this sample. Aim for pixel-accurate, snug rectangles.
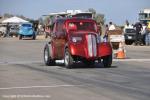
[44,18,112,68]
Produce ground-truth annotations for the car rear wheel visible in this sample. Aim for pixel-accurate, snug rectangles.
[19,35,22,40]
[125,41,133,45]
[64,48,74,69]
[32,34,36,40]
[102,55,112,68]
[44,44,55,66]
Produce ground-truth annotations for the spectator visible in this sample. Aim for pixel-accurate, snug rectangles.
[124,21,133,29]
[148,22,150,29]
[109,22,116,30]
[4,23,10,37]
[134,22,143,45]
[103,24,109,41]
[145,23,150,46]
[124,20,133,32]
[45,25,51,38]
[141,22,147,36]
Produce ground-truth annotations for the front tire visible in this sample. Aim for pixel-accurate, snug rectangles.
[64,48,74,69]
[44,44,55,66]
[102,55,112,68]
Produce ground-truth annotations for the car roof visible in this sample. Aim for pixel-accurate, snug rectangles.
[56,17,96,23]
[21,23,32,25]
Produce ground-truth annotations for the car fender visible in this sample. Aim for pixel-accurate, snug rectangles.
[45,42,54,59]
[98,42,112,57]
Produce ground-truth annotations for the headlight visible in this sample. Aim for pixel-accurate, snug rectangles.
[72,36,82,43]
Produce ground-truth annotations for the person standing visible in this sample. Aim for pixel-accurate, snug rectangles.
[145,23,150,45]
[109,22,116,30]
[134,22,143,45]
[103,24,109,42]
[3,22,10,37]
[123,20,133,32]
[45,25,51,38]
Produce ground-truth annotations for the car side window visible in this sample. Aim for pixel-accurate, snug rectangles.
[57,22,63,33]
[52,22,57,38]
[56,21,65,38]
[52,22,57,33]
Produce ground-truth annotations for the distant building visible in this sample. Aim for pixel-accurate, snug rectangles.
[139,8,150,24]
[0,16,3,24]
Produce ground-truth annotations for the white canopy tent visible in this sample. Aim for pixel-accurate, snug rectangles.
[2,16,29,23]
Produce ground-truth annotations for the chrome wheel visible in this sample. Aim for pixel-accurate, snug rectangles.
[64,51,69,66]
[64,49,74,68]
[44,48,48,62]
[44,44,55,66]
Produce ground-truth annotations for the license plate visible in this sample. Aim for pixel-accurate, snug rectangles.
[128,36,132,39]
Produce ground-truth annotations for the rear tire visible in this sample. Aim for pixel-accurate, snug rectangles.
[19,35,22,40]
[125,41,133,45]
[33,34,36,40]
[102,55,112,68]
[44,44,55,66]
[64,48,74,69]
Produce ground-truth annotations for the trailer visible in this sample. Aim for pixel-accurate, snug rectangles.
[108,29,125,58]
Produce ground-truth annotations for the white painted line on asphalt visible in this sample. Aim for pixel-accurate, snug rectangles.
[56,59,150,62]
[0,61,42,65]
[113,59,150,62]
[0,59,150,65]
[0,85,84,90]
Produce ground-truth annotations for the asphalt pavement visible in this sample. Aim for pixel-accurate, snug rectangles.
[0,37,150,100]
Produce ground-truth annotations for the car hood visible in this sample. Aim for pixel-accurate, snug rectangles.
[19,27,33,35]
[124,32,136,35]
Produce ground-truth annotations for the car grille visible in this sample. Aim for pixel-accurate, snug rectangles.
[87,34,97,57]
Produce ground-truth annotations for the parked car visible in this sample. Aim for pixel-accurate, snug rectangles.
[9,25,19,37]
[124,28,136,45]
[124,28,145,45]
[43,18,112,68]
[19,23,36,40]
[0,26,6,37]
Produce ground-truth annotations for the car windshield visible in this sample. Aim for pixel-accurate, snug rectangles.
[10,26,19,30]
[72,13,93,19]
[22,24,32,28]
[67,21,97,32]
[125,29,136,33]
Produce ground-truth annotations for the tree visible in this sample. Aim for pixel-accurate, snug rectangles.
[88,8,105,25]
[95,13,105,25]
[3,13,13,18]
[43,16,51,25]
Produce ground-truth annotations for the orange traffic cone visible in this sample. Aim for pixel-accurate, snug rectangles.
[116,42,126,59]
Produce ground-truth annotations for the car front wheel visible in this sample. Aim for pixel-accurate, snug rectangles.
[44,44,55,66]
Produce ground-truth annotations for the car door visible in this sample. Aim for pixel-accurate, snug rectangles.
[52,20,66,59]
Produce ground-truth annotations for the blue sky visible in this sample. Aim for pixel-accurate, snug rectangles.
[0,0,149,25]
